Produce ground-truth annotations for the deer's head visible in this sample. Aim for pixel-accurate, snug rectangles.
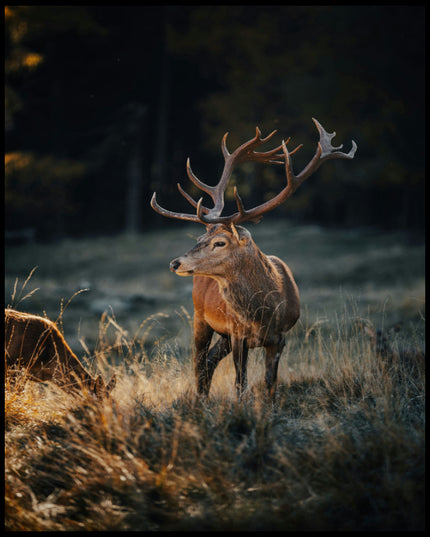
[92,373,117,400]
[152,118,357,273]
[170,223,254,278]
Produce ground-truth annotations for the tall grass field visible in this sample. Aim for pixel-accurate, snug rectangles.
[5,221,425,530]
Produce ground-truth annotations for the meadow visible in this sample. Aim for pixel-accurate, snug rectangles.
[4,220,425,531]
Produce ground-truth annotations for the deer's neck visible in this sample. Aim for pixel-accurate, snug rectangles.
[216,247,283,323]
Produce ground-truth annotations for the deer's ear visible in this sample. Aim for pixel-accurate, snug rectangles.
[106,374,117,394]
[94,375,105,395]
[229,223,240,241]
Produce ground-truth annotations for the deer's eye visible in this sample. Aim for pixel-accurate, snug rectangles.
[213,241,226,248]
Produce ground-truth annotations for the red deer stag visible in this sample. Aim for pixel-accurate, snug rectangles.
[151,118,357,397]
[5,308,116,399]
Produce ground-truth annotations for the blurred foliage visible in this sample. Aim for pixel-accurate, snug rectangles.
[5,152,87,238]
[4,6,425,239]
[5,6,102,238]
[167,6,424,229]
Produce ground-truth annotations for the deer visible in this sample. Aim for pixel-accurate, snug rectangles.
[151,118,357,398]
[4,308,116,399]
[357,320,425,377]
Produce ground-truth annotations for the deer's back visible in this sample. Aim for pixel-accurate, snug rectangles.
[5,308,75,370]
[267,255,300,327]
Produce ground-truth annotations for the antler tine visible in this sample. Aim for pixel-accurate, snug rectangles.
[177,183,210,214]
[294,118,357,184]
[229,118,357,224]
[151,156,217,224]
[221,127,276,159]
[226,127,284,164]
[221,132,230,159]
[186,158,215,197]
[250,135,295,164]
[233,185,263,224]
[312,117,357,161]
[150,192,202,223]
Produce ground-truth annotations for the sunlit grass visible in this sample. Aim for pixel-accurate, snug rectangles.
[5,304,425,531]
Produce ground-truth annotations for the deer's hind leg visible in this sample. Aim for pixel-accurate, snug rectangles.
[264,341,284,398]
[194,317,231,396]
[232,337,249,398]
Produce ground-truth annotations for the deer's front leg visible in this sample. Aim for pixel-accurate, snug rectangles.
[194,318,230,396]
[232,337,249,398]
[264,343,284,398]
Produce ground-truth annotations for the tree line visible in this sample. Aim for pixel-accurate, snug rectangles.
[5,6,425,240]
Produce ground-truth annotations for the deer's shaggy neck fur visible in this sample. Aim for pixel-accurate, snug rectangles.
[218,239,284,324]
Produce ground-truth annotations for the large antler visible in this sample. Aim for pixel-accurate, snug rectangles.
[151,118,357,225]
[151,127,297,223]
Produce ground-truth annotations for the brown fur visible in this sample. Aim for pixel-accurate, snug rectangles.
[170,224,300,397]
[5,308,116,398]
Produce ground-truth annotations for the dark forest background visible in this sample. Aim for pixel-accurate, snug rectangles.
[5,6,425,241]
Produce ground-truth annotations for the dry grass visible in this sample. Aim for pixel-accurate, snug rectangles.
[5,223,425,530]
[5,310,425,531]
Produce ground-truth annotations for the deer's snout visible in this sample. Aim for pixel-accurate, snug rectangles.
[170,258,181,272]
[170,256,194,276]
